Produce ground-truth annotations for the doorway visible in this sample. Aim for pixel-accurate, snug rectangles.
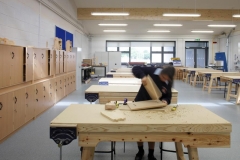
[185,42,209,68]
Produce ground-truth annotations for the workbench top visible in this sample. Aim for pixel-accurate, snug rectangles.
[107,72,133,75]
[99,78,141,84]
[85,85,178,94]
[50,104,231,133]
[220,75,240,79]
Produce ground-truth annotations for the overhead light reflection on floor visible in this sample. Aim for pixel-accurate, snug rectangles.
[55,102,79,106]
[178,103,220,107]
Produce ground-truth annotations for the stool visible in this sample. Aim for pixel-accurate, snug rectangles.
[159,142,188,160]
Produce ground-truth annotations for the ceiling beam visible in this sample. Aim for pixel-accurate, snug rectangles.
[78,8,240,21]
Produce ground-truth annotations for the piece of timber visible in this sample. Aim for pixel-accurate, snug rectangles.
[144,75,162,100]
[127,100,167,111]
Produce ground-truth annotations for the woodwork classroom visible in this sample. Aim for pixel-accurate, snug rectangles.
[0,0,240,160]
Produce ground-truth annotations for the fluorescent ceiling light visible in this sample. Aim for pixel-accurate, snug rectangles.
[103,30,126,32]
[147,30,170,33]
[163,13,201,17]
[154,24,182,27]
[191,31,214,33]
[208,24,236,27]
[91,12,129,16]
[233,14,240,18]
[98,24,128,26]
[193,20,213,21]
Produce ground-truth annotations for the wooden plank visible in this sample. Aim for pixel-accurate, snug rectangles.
[144,75,162,100]
[127,100,167,111]
[175,142,185,160]
[187,148,199,160]
[78,132,230,148]
[101,110,126,122]
[85,85,140,93]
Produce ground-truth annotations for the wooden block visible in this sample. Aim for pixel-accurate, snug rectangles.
[105,101,117,110]
[127,100,167,111]
[101,110,126,122]
[144,75,162,100]
[66,40,72,52]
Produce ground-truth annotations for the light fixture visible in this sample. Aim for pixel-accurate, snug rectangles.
[162,13,201,17]
[233,14,240,18]
[91,12,129,16]
[208,24,236,27]
[191,31,214,33]
[154,24,182,27]
[103,30,126,32]
[147,30,170,33]
[98,24,128,26]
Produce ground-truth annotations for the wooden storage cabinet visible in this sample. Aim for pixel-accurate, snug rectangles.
[13,88,26,130]
[0,92,14,141]
[25,48,34,81]
[42,81,50,111]
[35,83,44,116]
[59,50,64,74]
[25,85,35,122]
[63,51,68,73]
[55,50,60,75]
[0,44,24,88]
[49,79,56,105]
[33,48,49,80]
[49,50,55,76]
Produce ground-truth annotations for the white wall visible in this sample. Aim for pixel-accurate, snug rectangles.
[90,35,215,66]
[0,0,90,58]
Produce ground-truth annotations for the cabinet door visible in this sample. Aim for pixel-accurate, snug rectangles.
[13,88,26,130]
[55,51,60,75]
[72,52,76,71]
[11,46,24,85]
[63,51,68,73]
[49,50,55,76]
[33,49,41,80]
[0,92,14,140]
[25,48,34,81]
[1,45,12,87]
[72,72,76,92]
[49,78,56,106]
[35,83,43,116]
[59,50,64,73]
[41,49,48,78]
[55,77,60,102]
[42,81,50,110]
[59,76,64,100]
[25,85,35,122]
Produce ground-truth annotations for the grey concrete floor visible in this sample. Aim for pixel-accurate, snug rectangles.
[0,80,239,160]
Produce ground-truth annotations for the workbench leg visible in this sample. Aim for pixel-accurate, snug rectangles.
[175,142,185,160]
[82,147,95,160]
[187,147,199,160]
[202,77,206,91]
[208,77,213,93]
[236,84,240,104]
[226,82,232,101]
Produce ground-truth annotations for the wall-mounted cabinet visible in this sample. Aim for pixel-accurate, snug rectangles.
[25,48,34,81]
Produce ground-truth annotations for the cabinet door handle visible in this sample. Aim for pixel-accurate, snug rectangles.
[42,53,44,59]
[14,97,17,104]
[36,89,38,94]
[50,93,52,97]
[60,80,62,84]
[36,99,38,102]
[34,53,36,58]
[50,54,52,58]
[44,86,45,91]
[27,53,29,59]
[0,102,3,110]
[60,87,62,89]
[12,52,15,59]
[26,93,28,99]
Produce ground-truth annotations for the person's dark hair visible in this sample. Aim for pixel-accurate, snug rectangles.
[168,62,173,66]
[160,66,175,88]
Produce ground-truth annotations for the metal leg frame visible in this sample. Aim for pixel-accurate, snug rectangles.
[159,142,188,160]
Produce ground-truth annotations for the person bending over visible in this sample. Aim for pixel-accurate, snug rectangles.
[132,66,175,160]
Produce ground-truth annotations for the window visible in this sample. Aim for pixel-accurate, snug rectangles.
[152,47,162,52]
[121,52,130,63]
[164,47,174,52]
[163,54,174,63]
[131,47,150,63]
[152,54,162,63]
[107,47,118,51]
[119,47,129,52]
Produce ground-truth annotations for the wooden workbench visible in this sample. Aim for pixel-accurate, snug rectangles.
[220,76,240,104]
[85,85,178,104]
[98,78,141,85]
[106,72,134,78]
[184,68,214,84]
[198,71,240,93]
[111,68,132,72]
[50,104,231,160]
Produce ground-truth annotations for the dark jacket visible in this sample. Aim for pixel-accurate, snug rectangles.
[132,66,172,104]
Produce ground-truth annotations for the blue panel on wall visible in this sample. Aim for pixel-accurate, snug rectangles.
[55,26,66,50]
[66,31,73,47]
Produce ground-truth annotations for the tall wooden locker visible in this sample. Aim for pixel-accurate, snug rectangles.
[13,88,26,130]
[59,50,64,73]
[35,83,44,117]
[49,50,55,76]
[72,53,76,71]
[33,49,42,80]
[1,45,12,87]
[42,81,50,111]
[11,46,24,85]
[49,78,56,106]
[63,51,68,73]
[25,48,34,81]
[25,85,35,122]
[41,49,48,78]
[0,92,14,141]
[55,50,60,75]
